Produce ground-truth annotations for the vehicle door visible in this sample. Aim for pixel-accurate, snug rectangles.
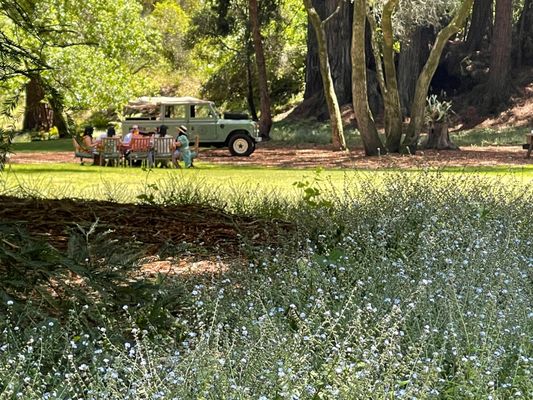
[161,104,187,137]
[188,103,217,143]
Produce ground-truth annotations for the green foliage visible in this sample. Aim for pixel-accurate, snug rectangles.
[425,94,454,124]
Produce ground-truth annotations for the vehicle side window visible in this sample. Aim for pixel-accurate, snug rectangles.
[164,105,186,119]
[191,105,215,119]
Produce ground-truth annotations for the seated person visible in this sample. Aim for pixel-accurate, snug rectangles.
[82,126,95,149]
[172,125,197,168]
[98,125,116,140]
[122,125,138,146]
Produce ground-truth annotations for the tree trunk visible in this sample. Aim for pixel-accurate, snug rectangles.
[465,0,493,52]
[352,0,384,156]
[515,0,533,66]
[398,27,434,117]
[422,122,459,150]
[402,0,474,154]
[23,74,52,132]
[246,41,258,121]
[303,0,347,150]
[294,0,353,119]
[483,0,513,112]
[249,0,272,138]
[48,87,70,138]
[380,0,403,153]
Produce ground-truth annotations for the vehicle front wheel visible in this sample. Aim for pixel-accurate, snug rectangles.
[228,133,255,156]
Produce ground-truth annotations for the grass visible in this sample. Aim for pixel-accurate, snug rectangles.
[0,171,532,399]
[2,163,533,203]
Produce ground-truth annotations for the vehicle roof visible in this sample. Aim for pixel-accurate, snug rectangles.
[132,96,213,106]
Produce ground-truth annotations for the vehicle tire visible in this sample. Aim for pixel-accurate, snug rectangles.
[228,133,255,156]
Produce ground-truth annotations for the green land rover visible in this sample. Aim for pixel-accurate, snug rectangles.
[122,96,261,156]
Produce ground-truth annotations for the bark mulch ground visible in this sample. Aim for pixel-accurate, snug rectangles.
[0,195,292,257]
[9,144,533,168]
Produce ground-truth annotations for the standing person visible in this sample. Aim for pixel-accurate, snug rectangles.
[172,125,197,168]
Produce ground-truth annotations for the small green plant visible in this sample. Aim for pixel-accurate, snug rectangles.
[425,94,453,125]
[293,168,332,208]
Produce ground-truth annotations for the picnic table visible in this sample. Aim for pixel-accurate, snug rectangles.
[525,132,533,158]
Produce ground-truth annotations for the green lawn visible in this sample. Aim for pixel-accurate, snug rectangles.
[2,163,532,204]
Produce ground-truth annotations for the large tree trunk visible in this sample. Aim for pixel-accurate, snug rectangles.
[23,74,52,132]
[352,0,384,156]
[398,27,435,117]
[48,88,70,138]
[402,0,474,153]
[465,0,493,52]
[380,0,403,153]
[515,0,533,66]
[294,0,353,119]
[483,0,513,112]
[303,0,347,150]
[249,0,272,138]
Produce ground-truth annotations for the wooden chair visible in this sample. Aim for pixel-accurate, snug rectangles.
[98,138,122,166]
[150,137,174,168]
[127,137,152,166]
[72,137,93,165]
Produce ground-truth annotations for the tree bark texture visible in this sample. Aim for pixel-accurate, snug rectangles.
[246,41,259,121]
[23,74,53,132]
[249,0,272,138]
[352,0,384,156]
[465,0,493,52]
[295,0,353,119]
[303,0,347,150]
[515,0,533,66]
[398,27,435,117]
[422,122,459,150]
[402,0,474,153]
[483,0,513,112]
[380,0,403,152]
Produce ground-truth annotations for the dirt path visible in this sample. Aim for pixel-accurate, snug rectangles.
[8,144,532,168]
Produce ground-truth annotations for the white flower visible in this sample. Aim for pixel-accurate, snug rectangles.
[7,300,13,306]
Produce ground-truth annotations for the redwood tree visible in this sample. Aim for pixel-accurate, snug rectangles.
[483,0,513,112]
[465,0,493,52]
[294,0,353,119]
[303,0,347,150]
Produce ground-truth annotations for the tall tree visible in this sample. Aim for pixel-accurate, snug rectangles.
[367,0,403,152]
[294,0,353,119]
[249,0,273,138]
[402,0,475,152]
[397,26,434,116]
[351,0,474,154]
[465,0,493,52]
[515,0,533,66]
[1,0,159,135]
[303,0,347,150]
[483,0,513,112]
[352,0,384,156]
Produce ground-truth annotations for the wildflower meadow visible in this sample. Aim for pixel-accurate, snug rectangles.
[0,170,532,399]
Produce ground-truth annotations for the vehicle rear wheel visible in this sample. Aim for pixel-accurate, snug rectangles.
[228,133,255,156]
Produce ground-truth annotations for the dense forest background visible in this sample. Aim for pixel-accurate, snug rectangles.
[0,0,532,142]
